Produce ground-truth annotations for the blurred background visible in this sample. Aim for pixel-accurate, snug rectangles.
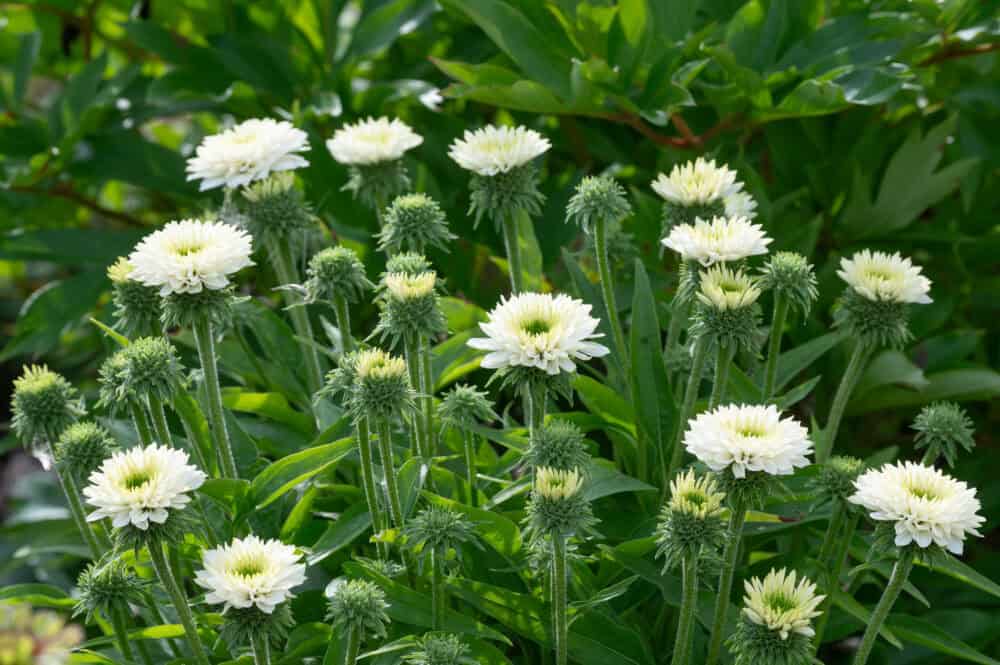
[0,0,998,660]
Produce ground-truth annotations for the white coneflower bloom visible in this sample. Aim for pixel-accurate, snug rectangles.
[326,116,423,165]
[652,158,755,218]
[724,190,758,220]
[83,444,206,530]
[195,535,307,614]
[128,219,254,297]
[468,293,609,375]
[668,469,725,519]
[384,271,436,299]
[742,569,824,640]
[662,216,771,266]
[355,348,408,380]
[684,404,812,479]
[535,467,583,500]
[186,118,309,191]
[449,125,551,176]
[849,461,983,554]
[836,250,932,304]
[697,265,761,310]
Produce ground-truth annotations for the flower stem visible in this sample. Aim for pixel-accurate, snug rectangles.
[333,294,354,354]
[817,502,847,571]
[110,602,135,662]
[851,551,915,665]
[813,511,860,654]
[708,341,733,409]
[705,497,747,665]
[374,419,405,530]
[672,555,699,665]
[252,633,272,665]
[462,429,478,507]
[431,546,445,630]
[45,439,103,558]
[421,338,436,458]
[269,238,324,394]
[404,334,429,459]
[594,216,628,375]
[818,342,872,462]
[528,384,547,439]
[192,317,239,479]
[147,541,212,665]
[552,533,569,665]
[502,211,524,294]
[667,334,710,479]
[356,418,386,558]
[343,625,361,665]
[130,401,154,446]
[761,293,789,401]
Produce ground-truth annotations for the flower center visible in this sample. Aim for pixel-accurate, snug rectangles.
[521,319,551,335]
[232,560,265,577]
[864,268,894,283]
[737,425,766,438]
[764,592,797,613]
[173,242,205,257]
[907,484,938,500]
[682,491,707,506]
[124,471,152,490]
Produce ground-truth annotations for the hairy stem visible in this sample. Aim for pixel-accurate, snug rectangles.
[813,511,860,654]
[252,633,272,665]
[671,555,699,665]
[130,401,154,446]
[343,625,361,665]
[705,498,747,665]
[110,602,135,662]
[594,216,628,375]
[356,418,386,559]
[463,429,478,507]
[762,293,789,401]
[333,294,354,354]
[667,334,710,479]
[852,551,915,665]
[818,343,872,462]
[431,546,445,630]
[270,238,324,394]
[502,212,524,294]
[147,542,212,665]
[708,341,733,409]
[45,438,103,558]
[192,317,239,479]
[552,534,569,665]
[404,334,429,459]
[421,337,436,458]
[374,419,405,530]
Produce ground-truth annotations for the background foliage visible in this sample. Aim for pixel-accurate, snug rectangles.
[1,1,999,664]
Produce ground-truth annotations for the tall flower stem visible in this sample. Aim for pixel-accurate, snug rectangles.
[851,551,915,665]
[462,429,478,507]
[672,555,699,665]
[192,318,239,479]
[44,437,103,558]
[431,546,445,629]
[705,497,747,665]
[502,212,524,294]
[269,239,324,394]
[110,603,136,663]
[374,420,405,530]
[593,217,628,375]
[552,534,569,665]
[818,343,872,462]
[356,418,387,559]
[404,334,429,458]
[147,541,212,665]
[333,294,354,354]
[129,401,154,446]
[813,511,860,653]
[342,626,361,665]
[817,503,847,570]
[420,339,436,458]
[252,633,272,665]
[761,293,789,401]
[708,341,734,409]
[527,384,547,439]
[667,335,710,479]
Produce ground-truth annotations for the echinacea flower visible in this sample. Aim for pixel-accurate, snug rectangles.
[662,216,771,266]
[742,569,824,640]
[128,220,254,297]
[697,265,762,311]
[195,535,307,614]
[186,118,309,191]
[448,125,550,176]
[652,157,756,220]
[836,250,932,304]
[849,461,983,554]
[534,467,584,501]
[326,116,423,165]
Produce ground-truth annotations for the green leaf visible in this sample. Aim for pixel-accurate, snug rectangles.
[852,349,929,401]
[769,331,845,391]
[829,588,901,648]
[887,614,1000,665]
[922,553,1000,602]
[847,367,1000,414]
[572,375,635,436]
[222,390,315,436]
[249,438,355,510]
[0,583,75,609]
[13,32,41,108]
[308,503,372,565]
[584,461,655,501]
[347,0,436,58]
[618,0,648,47]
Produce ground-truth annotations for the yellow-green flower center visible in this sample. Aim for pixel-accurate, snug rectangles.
[124,471,152,490]
[521,319,551,335]
[765,592,797,613]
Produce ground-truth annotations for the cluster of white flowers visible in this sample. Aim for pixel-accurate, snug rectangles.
[449,125,551,176]
[850,461,984,554]
[127,219,254,296]
[326,116,423,165]
[468,292,609,375]
[652,157,756,219]
[196,535,307,613]
[186,118,310,191]
[684,404,812,479]
[662,216,771,266]
[83,444,206,530]
[742,568,824,640]
[837,249,933,304]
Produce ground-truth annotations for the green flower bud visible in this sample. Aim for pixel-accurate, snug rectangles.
[305,246,373,304]
[813,456,865,504]
[353,348,416,422]
[119,337,185,402]
[468,163,545,230]
[655,469,727,570]
[11,365,84,447]
[378,193,456,254]
[55,422,117,480]
[526,467,596,537]
[757,251,818,316]
[437,384,497,431]
[912,401,975,468]
[385,251,433,276]
[326,579,390,640]
[834,289,911,349]
[344,160,411,210]
[97,353,131,413]
[404,633,475,665]
[316,351,361,409]
[566,175,632,234]
[523,419,590,473]
[689,266,763,353]
[404,505,477,561]
[241,172,315,245]
[108,258,163,338]
[74,556,148,622]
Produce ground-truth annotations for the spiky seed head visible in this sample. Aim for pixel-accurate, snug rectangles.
[316,352,360,409]
[813,456,865,504]
[55,421,117,480]
[118,336,185,402]
[385,251,434,276]
[404,633,475,665]
[526,467,595,537]
[353,349,415,422]
[326,579,390,640]
[346,160,412,209]
[97,352,131,412]
[566,175,632,233]
[161,286,237,330]
[11,365,84,448]
[241,172,315,245]
[523,419,590,472]
[834,289,912,349]
[404,505,476,556]
[757,252,818,316]
[467,164,545,230]
[379,193,456,254]
[108,258,163,338]
[74,556,148,622]
[438,384,497,430]
[912,401,975,468]
[375,271,447,344]
[305,246,374,304]
[689,266,762,352]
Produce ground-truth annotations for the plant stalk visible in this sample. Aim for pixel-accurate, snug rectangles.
[462,429,478,507]
[192,317,239,479]
[333,294,354,354]
[594,216,628,375]
[252,633,272,665]
[404,334,429,459]
[130,401,154,446]
[851,551,915,665]
[502,212,524,294]
[671,555,699,665]
[813,511,860,654]
[421,338,436,458]
[270,238,324,394]
[431,546,445,630]
[110,601,135,662]
[708,341,734,409]
[818,342,872,462]
[147,541,212,665]
[705,498,747,665]
[374,419,405,530]
[356,418,386,558]
[552,533,569,665]
[762,293,789,401]
[343,625,361,665]
[45,438,103,558]
[667,334,710,479]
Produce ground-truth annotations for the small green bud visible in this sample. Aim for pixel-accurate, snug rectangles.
[526,467,596,537]
[655,469,727,570]
[834,289,911,349]
[119,337,185,402]
[912,401,975,468]
[11,365,84,447]
[404,505,477,559]
[97,353,131,413]
[813,456,865,504]
[385,251,433,276]
[379,193,456,254]
[74,556,148,622]
[108,258,163,338]
[374,271,447,344]
[757,252,818,316]
[566,175,632,233]
[437,384,497,431]
[404,633,475,665]
[326,579,390,640]
[55,422,117,480]
[468,163,545,229]
[523,419,590,472]
[316,352,360,409]
[305,246,373,304]
[241,172,315,245]
[353,348,416,422]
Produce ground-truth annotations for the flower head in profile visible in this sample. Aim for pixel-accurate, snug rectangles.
[527,467,595,537]
[438,384,497,431]
[836,250,932,304]
[378,193,456,254]
[404,633,476,665]
[566,175,632,233]
[305,245,373,305]
[186,118,309,191]
[662,216,771,266]
[352,348,415,421]
[652,158,756,223]
[742,569,824,640]
[535,467,584,501]
[83,444,206,530]
[449,125,550,176]
[55,421,117,481]
[697,265,762,311]
[684,404,812,480]
[326,116,423,165]
[656,469,727,569]
[524,419,590,472]
[849,461,983,555]
[468,293,609,376]
[128,219,254,296]
[107,257,162,337]
[196,535,306,614]
[326,579,390,640]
